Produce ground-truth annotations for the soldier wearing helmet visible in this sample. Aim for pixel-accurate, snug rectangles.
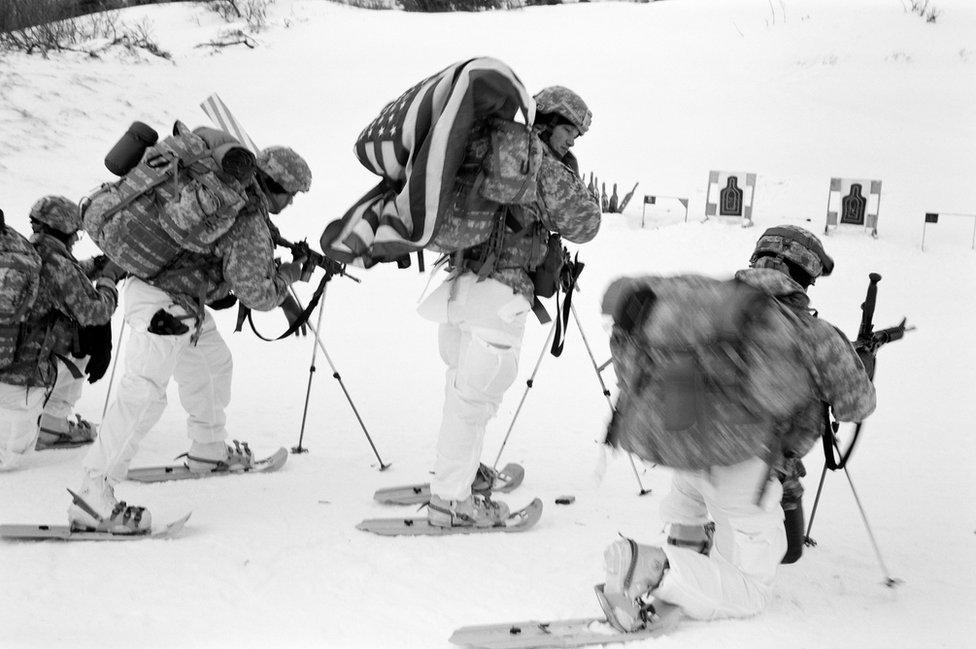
[601,225,876,625]
[71,135,315,534]
[417,84,601,529]
[533,85,592,170]
[256,145,313,214]
[1,196,119,470]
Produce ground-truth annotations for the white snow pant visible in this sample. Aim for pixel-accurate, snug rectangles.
[43,356,89,419]
[419,274,530,501]
[83,279,233,484]
[653,457,786,620]
[0,383,45,471]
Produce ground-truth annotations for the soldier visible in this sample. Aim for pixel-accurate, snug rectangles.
[0,196,118,470]
[36,255,116,451]
[69,146,313,533]
[417,86,602,528]
[601,225,877,624]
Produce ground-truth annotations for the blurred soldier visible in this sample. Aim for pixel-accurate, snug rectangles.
[601,226,876,624]
[0,196,118,470]
[417,86,601,528]
[70,146,313,533]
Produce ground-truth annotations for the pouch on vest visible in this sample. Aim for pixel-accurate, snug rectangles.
[0,212,42,370]
[602,275,814,471]
[529,232,564,299]
[82,121,254,280]
[478,118,542,206]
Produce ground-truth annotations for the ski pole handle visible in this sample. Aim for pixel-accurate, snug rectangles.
[857,273,882,344]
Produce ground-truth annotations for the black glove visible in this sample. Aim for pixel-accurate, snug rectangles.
[84,254,109,279]
[279,293,307,336]
[208,294,238,311]
[79,322,113,384]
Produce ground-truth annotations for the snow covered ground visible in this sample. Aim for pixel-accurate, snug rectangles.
[1,1,974,647]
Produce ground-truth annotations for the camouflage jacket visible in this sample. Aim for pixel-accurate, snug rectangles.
[446,124,601,302]
[0,234,117,388]
[734,268,877,458]
[147,189,291,312]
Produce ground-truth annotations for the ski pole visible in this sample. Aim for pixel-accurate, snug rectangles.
[803,430,900,587]
[570,303,652,496]
[491,318,558,471]
[293,287,327,455]
[289,287,390,470]
[803,462,829,546]
[99,318,127,422]
[840,457,901,587]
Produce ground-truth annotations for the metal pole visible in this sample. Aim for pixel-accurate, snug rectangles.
[289,287,389,469]
[570,304,652,496]
[100,319,127,422]
[803,463,829,546]
[293,288,327,455]
[491,318,558,471]
[841,460,901,587]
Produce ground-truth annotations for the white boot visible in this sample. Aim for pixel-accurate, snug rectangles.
[182,440,253,474]
[427,494,511,528]
[36,413,97,449]
[602,538,668,631]
[67,471,151,534]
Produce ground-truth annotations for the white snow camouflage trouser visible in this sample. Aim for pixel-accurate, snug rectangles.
[419,274,530,501]
[44,356,89,420]
[83,279,233,484]
[0,383,45,471]
[653,456,786,620]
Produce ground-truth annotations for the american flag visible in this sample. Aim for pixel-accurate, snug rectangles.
[321,57,535,266]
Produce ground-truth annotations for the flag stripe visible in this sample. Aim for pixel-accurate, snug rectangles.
[200,94,259,152]
[322,57,535,266]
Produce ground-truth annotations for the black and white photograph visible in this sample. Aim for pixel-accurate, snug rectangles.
[1,0,973,647]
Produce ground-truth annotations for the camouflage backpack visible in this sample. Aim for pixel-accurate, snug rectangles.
[0,210,43,370]
[602,275,814,471]
[83,121,256,279]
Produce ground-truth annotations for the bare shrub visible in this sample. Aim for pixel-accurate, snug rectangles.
[206,0,273,31]
[906,0,940,23]
[0,9,171,60]
[400,0,506,12]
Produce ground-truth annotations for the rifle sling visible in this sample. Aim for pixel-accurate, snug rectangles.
[235,273,330,342]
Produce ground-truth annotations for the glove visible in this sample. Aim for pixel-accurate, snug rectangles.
[79,322,113,384]
[208,294,238,311]
[99,260,128,283]
[279,293,307,336]
[82,254,109,279]
[277,255,308,285]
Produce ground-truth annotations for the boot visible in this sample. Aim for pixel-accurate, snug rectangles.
[602,538,668,631]
[67,471,151,534]
[36,413,97,450]
[181,440,254,474]
[427,494,510,528]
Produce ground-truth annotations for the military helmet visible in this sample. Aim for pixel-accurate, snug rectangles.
[256,146,312,194]
[534,86,592,136]
[29,195,82,235]
[750,225,834,280]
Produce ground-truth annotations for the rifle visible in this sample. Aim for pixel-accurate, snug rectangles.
[273,233,360,284]
[821,273,914,470]
[803,274,913,587]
